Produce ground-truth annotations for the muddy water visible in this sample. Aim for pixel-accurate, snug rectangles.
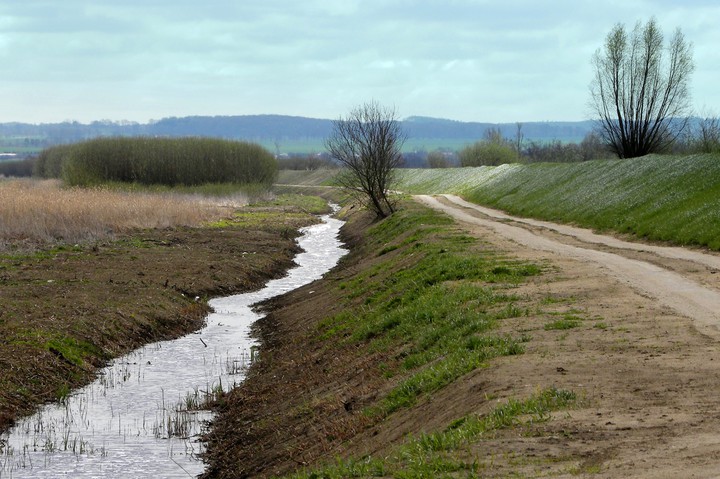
[0,214,347,478]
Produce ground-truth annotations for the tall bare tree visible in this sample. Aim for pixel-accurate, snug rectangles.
[325,101,406,218]
[590,18,694,158]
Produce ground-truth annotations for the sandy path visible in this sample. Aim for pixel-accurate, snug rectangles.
[417,194,720,338]
[416,193,720,478]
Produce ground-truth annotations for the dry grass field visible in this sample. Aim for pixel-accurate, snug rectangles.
[0,179,238,250]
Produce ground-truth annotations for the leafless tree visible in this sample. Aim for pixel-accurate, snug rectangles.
[515,122,524,161]
[426,150,450,168]
[695,114,720,153]
[590,18,694,158]
[325,101,406,218]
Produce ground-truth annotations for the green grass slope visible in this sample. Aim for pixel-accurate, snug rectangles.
[276,168,339,186]
[396,154,720,250]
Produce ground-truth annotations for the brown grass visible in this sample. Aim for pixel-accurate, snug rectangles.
[0,179,235,250]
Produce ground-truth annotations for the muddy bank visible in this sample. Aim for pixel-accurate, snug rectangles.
[0,211,320,433]
[200,207,377,478]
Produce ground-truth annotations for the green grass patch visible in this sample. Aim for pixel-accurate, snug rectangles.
[45,336,103,367]
[207,210,318,233]
[544,313,585,331]
[379,334,525,415]
[9,329,104,370]
[544,318,581,330]
[317,202,542,415]
[281,387,576,479]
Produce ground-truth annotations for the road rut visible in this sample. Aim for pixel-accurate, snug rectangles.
[418,194,720,338]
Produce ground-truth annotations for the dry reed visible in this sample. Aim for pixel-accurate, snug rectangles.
[0,179,239,250]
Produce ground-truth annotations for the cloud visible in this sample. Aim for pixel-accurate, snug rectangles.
[0,0,718,123]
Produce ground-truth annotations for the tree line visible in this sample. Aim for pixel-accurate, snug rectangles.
[453,117,720,167]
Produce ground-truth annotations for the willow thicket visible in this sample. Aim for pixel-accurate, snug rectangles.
[34,137,278,187]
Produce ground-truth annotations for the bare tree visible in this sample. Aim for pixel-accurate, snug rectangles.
[695,113,720,153]
[515,122,524,161]
[590,18,694,158]
[325,101,406,218]
[426,150,450,168]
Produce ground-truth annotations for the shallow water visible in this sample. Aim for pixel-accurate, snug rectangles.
[0,214,347,478]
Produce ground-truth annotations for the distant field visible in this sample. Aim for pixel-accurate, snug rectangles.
[259,138,488,154]
[1,133,587,158]
[0,147,41,155]
[262,136,585,154]
[276,169,339,186]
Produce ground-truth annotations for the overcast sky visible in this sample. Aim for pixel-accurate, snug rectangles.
[1,0,718,124]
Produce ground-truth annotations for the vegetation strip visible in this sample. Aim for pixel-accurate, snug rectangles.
[200,199,580,478]
[34,137,277,187]
[281,387,576,479]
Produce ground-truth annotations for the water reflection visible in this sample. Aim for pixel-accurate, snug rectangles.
[0,214,347,478]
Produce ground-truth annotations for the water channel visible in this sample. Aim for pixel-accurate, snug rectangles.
[0,212,347,478]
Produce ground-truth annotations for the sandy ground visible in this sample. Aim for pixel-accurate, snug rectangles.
[417,194,720,478]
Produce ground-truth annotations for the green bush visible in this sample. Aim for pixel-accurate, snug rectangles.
[34,144,75,178]
[35,137,278,187]
[459,140,517,166]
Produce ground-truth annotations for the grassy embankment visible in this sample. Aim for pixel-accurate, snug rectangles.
[0,170,331,431]
[278,153,720,250]
[202,198,579,478]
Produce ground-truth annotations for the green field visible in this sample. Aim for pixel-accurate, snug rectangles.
[262,136,585,154]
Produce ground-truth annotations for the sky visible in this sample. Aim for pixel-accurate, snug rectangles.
[1,0,718,124]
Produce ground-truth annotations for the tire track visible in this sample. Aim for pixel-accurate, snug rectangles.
[417,194,720,336]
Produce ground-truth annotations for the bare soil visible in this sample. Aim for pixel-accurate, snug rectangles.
[417,195,720,478]
[0,213,317,433]
[203,195,720,478]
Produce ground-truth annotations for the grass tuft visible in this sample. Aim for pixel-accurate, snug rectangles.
[284,388,576,479]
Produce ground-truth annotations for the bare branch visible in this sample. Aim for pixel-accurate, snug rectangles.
[324,101,406,218]
[589,18,694,158]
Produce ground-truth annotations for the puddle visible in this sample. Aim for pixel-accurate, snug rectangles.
[0,213,347,478]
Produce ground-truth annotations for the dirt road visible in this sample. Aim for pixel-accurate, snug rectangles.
[419,195,720,338]
[417,194,720,478]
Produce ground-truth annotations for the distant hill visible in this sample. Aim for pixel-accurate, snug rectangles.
[0,115,596,156]
[402,116,594,142]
